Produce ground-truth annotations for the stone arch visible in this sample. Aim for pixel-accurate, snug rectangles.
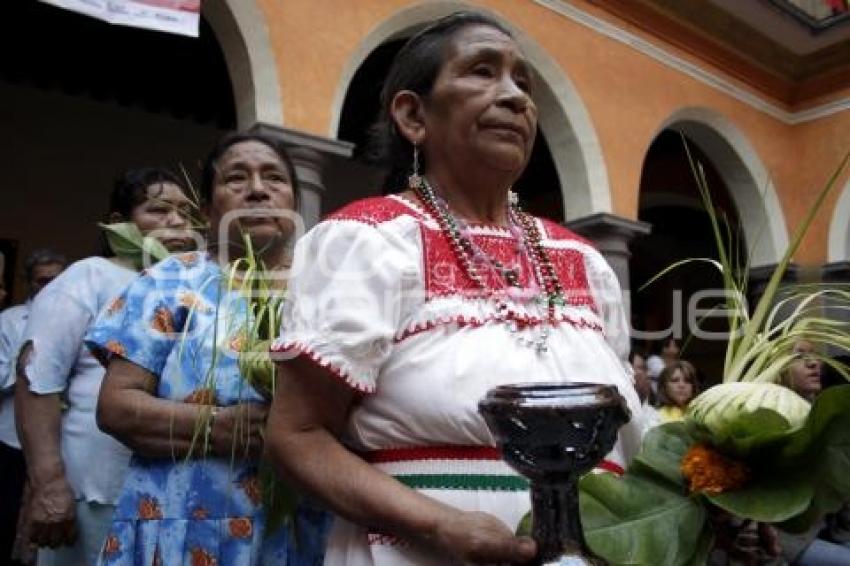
[654,107,789,266]
[328,0,611,220]
[203,0,283,128]
[828,179,850,262]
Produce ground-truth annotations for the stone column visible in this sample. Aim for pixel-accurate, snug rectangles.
[822,261,850,284]
[565,212,651,320]
[822,261,850,359]
[565,213,651,289]
[747,263,801,288]
[249,123,353,230]
[746,263,802,314]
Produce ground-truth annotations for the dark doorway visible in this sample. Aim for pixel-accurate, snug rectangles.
[630,130,746,385]
[0,0,235,302]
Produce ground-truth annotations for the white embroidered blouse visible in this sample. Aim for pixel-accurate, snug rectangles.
[273,195,643,564]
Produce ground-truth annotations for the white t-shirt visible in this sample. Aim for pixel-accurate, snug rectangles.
[21,256,135,504]
[0,302,30,449]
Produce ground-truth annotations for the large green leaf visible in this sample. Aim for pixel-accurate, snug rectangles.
[581,472,705,566]
[773,386,850,532]
[630,422,692,488]
[684,525,714,566]
[706,408,795,458]
[705,470,813,523]
[780,385,850,462]
[700,386,850,530]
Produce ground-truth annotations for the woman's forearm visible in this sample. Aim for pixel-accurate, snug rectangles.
[266,418,454,544]
[267,358,458,545]
[98,388,212,459]
[15,382,65,487]
[99,359,267,460]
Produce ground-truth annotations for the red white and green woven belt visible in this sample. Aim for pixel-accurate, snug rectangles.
[364,445,624,491]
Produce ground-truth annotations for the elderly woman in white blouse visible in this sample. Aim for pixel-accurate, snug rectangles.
[265,12,642,565]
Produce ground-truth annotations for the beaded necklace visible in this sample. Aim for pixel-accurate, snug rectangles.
[410,174,566,353]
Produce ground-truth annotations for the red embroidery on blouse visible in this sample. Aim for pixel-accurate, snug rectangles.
[365,446,502,463]
[326,196,423,226]
[364,445,624,477]
[597,460,625,476]
[539,218,593,247]
[419,219,597,311]
[325,197,598,311]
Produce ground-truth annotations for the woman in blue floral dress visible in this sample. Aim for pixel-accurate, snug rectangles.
[86,132,329,566]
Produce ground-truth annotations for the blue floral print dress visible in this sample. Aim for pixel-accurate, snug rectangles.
[86,252,329,566]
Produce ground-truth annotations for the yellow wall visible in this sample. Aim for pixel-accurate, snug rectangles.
[255,0,849,263]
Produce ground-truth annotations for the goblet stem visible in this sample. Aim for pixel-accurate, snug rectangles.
[531,478,598,565]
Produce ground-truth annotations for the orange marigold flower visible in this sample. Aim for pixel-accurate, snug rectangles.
[681,443,750,495]
[240,474,262,506]
[183,388,216,406]
[191,547,217,566]
[137,496,163,520]
[105,340,126,357]
[107,297,125,315]
[150,306,175,333]
[228,517,253,539]
[102,534,120,557]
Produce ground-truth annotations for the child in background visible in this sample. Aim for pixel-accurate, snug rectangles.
[656,360,700,423]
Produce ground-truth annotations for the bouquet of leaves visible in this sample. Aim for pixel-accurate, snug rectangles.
[578,143,850,565]
[226,233,300,538]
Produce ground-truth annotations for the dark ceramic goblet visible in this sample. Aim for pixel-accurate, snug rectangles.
[479,383,630,565]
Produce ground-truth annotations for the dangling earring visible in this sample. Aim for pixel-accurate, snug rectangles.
[508,187,519,208]
[408,143,422,190]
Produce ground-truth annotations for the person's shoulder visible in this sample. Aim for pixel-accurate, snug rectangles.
[37,256,111,293]
[325,195,424,227]
[62,256,109,276]
[0,303,28,324]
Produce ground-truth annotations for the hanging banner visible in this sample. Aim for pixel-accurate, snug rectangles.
[40,1,201,37]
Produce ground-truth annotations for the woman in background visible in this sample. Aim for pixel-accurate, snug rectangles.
[655,359,699,423]
[87,132,329,566]
[781,339,822,401]
[16,168,193,566]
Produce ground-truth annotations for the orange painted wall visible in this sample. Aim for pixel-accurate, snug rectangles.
[254,0,849,263]
[789,111,850,263]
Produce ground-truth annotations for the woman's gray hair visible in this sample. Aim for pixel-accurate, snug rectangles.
[24,249,67,283]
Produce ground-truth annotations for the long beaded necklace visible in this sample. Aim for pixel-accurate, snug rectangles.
[410,174,566,353]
